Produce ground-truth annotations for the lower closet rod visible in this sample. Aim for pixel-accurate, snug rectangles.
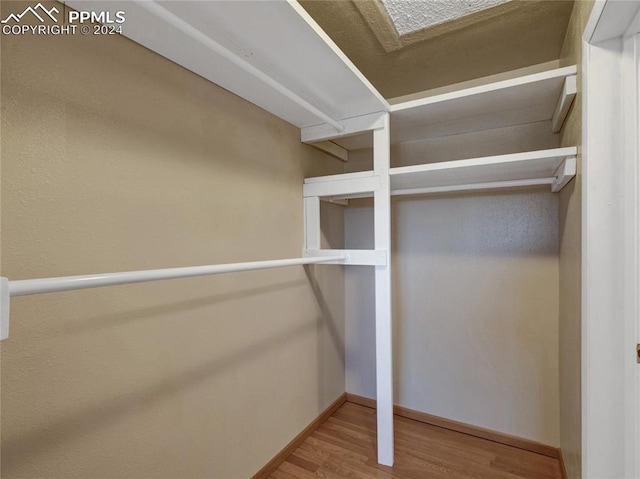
[7,255,347,297]
[0,254,347,340]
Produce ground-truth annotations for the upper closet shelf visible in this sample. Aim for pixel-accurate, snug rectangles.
[332,65,577,150]
[304,147,577,199]
[66,0,389,130]
[391,65,577,142]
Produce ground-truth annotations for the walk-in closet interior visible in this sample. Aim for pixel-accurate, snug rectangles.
[1,1,591,478]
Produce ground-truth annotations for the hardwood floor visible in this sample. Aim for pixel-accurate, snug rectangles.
[268,402,563,479]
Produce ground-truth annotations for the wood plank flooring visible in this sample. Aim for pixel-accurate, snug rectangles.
[268,402,563,479]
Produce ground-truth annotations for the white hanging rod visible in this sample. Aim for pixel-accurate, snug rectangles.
[6,255,347,297]
[134,0,345,133]
[0,255,346,340]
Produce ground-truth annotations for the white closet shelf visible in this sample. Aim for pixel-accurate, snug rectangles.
[66,0,388,131]
[305,147,577,200]
[333,65,578,151]
[389,147,577,195]
[391,65,577,141]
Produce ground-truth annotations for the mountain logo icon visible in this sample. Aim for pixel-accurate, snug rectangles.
[1,3,59,24]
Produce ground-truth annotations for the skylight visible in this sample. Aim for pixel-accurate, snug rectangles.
[380,0,510,36]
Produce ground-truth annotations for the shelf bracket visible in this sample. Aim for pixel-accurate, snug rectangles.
[323,197,349,206]
[303,249,387,266]
[301,111,387,143]
[552,157,577,192]
[551,75,577,133]
[308,141,348,163]
[1,277,10,340]
[303,175,379,198]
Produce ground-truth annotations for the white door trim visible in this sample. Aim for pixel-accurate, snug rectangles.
[582,2,640,477]
[621,16,640,479]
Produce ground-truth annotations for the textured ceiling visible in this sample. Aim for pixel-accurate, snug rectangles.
[380,0,510,36]
[300,0,575,99]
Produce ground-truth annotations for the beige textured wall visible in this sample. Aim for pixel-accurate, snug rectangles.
[557,1,593,478]
[344,125,561,446]
[301,0,574,99]
[0,2,345,477]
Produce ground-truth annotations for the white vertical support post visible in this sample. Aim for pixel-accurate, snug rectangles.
[373,112,393,466]
[304,196,321,251]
